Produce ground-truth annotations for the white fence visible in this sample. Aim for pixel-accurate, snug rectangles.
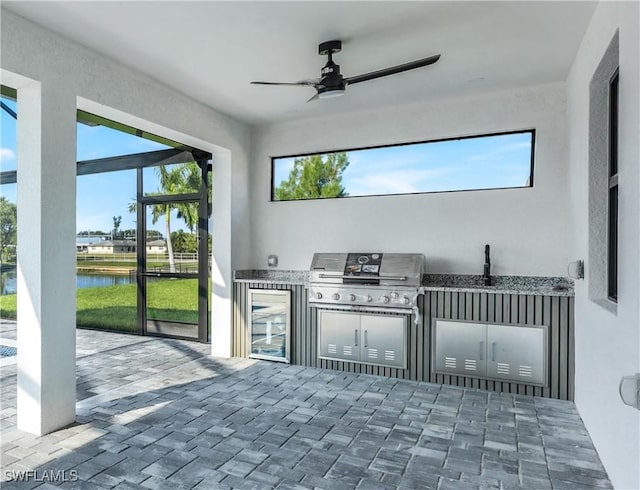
[76,253,198,262]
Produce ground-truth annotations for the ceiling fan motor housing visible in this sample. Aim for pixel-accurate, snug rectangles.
[321,60,345,85]
[318,40,342,56]
[319,41,347,95]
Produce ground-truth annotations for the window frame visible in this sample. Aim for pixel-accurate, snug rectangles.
[270,129,536,202]
[587,30,618,314]
[607,69,619,302]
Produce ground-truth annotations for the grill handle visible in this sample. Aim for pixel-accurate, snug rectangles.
[317,273,408,281]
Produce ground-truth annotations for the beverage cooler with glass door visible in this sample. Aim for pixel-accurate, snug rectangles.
[247,289,291,363]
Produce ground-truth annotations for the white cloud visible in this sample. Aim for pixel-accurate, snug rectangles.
[0,147,16,163]
[468,141,531,162]
[347,168,452,196]
[347,151,431,174]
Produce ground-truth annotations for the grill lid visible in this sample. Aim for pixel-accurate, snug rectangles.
[310,252,425,287]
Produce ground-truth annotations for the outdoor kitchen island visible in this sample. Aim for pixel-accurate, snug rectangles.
[233,269,574,401]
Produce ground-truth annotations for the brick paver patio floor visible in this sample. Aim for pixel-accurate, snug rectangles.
[0,321,611,489]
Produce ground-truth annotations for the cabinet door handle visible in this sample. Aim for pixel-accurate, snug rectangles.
[364,330,368,348]
[491,342,497,362]
[479,341,485,360]
[354,329,358,347]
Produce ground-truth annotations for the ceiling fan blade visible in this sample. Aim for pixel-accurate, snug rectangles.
[251,81,308,86]
[345,54,441,86]
[251,78,320,87]
[297,78,322,86]
[306,93,319,103]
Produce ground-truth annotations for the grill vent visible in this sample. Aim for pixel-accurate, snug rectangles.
[327,344,337,354]
[464,359,477,371]
[343,346,353,356]
[384,350,395,361]
[367,348,378,359]
[519,365,533,378]
[497,362,510,375]
[445,357,457,369]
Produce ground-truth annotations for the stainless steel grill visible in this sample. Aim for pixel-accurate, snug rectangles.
[308,252,425,312]
[311,252,425,369]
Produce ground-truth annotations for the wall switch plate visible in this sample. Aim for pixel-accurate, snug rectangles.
[568,260,584,279]
[267,255,278,267]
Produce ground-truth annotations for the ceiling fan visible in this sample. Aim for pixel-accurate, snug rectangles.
[251,40,441,102]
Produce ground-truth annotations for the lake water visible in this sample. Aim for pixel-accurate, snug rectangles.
[0,270,135,295]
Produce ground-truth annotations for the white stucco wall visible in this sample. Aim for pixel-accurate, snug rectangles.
[1,9,251,366]
[566,2,640,488]
[251,83,569,276]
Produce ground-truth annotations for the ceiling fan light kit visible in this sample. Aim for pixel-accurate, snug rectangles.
[251,39,440,102]
[318,89,346,99]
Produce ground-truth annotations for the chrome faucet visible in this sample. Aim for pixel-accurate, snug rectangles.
[482,244,491,286]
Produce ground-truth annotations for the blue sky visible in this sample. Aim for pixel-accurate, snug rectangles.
[1,97,185,233]
[273,132,533,198]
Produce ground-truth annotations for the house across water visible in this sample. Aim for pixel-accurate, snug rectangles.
[85,240,166,254]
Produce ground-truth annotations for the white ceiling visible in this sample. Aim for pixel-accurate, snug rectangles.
[4,1,597,126]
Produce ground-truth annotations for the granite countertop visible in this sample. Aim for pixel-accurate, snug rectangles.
[234,270,574,297]
[421,274,574,297]
[234,269,308,285]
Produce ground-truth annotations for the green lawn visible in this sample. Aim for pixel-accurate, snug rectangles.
[0,279,199,333]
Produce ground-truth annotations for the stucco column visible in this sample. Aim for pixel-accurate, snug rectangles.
[211,150,233,358]
[16,81,77,435]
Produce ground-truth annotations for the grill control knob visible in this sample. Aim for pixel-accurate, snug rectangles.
[391,292,399,299]
[381,296,390,304]
[349,294,356,301]
[332,293,341,301]
[367,295,373,302]
[315,292,323,300]
[402,297,410,305]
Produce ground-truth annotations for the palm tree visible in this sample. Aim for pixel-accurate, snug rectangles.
[128,163,204,272]
[154,165,183,272]
[174,162,201,232]
[174,162,213,230]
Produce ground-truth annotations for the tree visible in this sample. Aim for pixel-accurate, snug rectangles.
[274,152,350,200]
[146,230,163,241]
[168,161,212,232]
[112,215,122,240]
[171,230,197,254]
[174,162,202,232]
[119,229,163,241]
[128,163,203,272]
[0,197,17,263]
[121,228,136,240]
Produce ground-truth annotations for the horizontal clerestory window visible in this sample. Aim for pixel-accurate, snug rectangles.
[271,129,535,201]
